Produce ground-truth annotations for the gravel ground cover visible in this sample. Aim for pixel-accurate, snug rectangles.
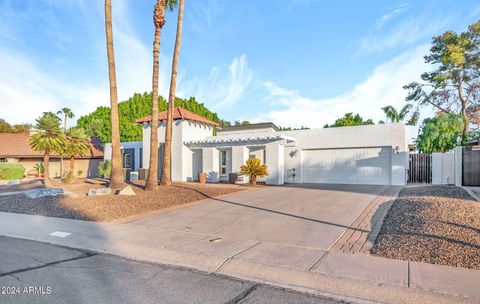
[0,179,244,222]
[371,186,480,270]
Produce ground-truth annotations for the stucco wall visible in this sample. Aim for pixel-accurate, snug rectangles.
[279,123,407,151]
[280,123,408,185]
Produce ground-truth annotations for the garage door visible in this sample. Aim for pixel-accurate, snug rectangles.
[302,147,391,185]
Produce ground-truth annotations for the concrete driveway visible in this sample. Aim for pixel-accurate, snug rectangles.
[116,183,388,271]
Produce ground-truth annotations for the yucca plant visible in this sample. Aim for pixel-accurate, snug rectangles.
[240,158,269,186]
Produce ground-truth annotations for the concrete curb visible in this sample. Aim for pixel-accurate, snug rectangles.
[462,187,480,202]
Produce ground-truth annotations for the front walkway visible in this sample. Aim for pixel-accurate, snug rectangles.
[0,185,478,303]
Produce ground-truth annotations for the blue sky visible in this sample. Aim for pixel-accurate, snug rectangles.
[1,0,479,135]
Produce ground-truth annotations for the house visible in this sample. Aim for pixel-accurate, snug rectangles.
[0,133,104,178]
[104,107,409,186]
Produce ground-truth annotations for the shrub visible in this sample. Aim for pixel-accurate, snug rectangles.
[98,160,111,178]
[62,170,75,184]
[34,163,44,174]
[240,158,268,186]
[0,163,25,180]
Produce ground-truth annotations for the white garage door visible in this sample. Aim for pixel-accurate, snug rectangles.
[302,147,391,185]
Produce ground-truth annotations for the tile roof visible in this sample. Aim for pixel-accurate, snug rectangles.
[0,133,104,159]
[135,107,220,127]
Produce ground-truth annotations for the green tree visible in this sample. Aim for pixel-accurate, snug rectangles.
[77,93,228,143]
[62,127,90,181]
[381,104,414,124]
[417,113,464,153]
[324,113,374,128]
[105,0,125,190]
[29,114,65,187]
[404,21,480,136]
[161,0,185,186]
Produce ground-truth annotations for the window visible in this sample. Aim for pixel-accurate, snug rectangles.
[219,150,227,175]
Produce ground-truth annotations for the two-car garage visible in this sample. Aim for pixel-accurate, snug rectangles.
[300,147,393,185]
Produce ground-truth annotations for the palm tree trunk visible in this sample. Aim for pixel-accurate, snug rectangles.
[43,150,52,188]
[105,0,125,190]
[70,156,75,172]
[160,0,185,186]
[146,0,166,191]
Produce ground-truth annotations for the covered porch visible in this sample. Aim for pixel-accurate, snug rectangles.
[185,134,296,185]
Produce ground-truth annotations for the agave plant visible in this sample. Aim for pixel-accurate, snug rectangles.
[240,158,269,186]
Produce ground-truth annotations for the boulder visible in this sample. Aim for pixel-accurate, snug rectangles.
[24,188,64,199]
[118,185,136,196]
[87,188,112,196]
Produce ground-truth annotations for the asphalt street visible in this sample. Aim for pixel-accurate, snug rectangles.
[0,236,345,304]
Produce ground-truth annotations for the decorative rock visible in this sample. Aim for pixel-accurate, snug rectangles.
[7,180,21,186]
[118,186,136,196]
[87,188,112,196]
[24,188,64,199]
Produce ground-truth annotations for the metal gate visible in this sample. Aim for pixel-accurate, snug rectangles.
[463,149,480,186]
[408,153,432,184]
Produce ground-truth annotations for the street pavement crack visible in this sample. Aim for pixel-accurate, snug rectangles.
[0,252,98,277]
[225,284,259,304]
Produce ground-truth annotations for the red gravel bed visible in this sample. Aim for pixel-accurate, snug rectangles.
[0,179,244,222]
[371,186,480,270]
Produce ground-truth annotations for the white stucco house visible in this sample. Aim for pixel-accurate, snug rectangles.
[104,107,409,186]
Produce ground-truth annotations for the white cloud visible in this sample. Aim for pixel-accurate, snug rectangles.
[254,45,434,132]
[376,3,409,29]
[358,14,450,55]
[178,54,253,110]
[0,0,172,125]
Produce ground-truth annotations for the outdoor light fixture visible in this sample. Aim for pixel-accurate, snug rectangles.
[395,146,400,154]
[290,150,298,157]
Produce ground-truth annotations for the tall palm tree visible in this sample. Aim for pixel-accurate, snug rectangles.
[56,108,74,177]
[105,0,125,190]
[146,0,178,191]
[57,108,75,132]
[63,127,90,178]
[29,114,65,188]
[160,0,185,186]
[381,104,413,124]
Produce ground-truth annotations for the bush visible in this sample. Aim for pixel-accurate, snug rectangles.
[98,160,111,178]
[0,163,25,180]
[62,170,75,184]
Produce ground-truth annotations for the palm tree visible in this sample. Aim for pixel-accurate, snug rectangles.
[56,108,74,177]
[146,0,179,191]
[160,0,184,186]
[57,108,75,132]
[29,114,65,187]
[381,104,413,124]
[105,0,125,190]
[63,127,90,179]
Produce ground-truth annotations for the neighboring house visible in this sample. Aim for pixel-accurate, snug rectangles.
[104,107,408,186]
[0,133,104,178]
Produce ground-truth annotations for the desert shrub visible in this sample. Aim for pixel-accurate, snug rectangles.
[62,170,75,183]
[0,163,25,180]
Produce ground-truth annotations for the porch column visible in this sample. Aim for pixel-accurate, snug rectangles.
[265,141,284,185]
[202,147,220,183]
[232,146,249,184]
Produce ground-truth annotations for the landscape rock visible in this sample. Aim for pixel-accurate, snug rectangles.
[87,188,112,196]
[24,188,64,199]
[7,180,21,186]
[118,186,136,196]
